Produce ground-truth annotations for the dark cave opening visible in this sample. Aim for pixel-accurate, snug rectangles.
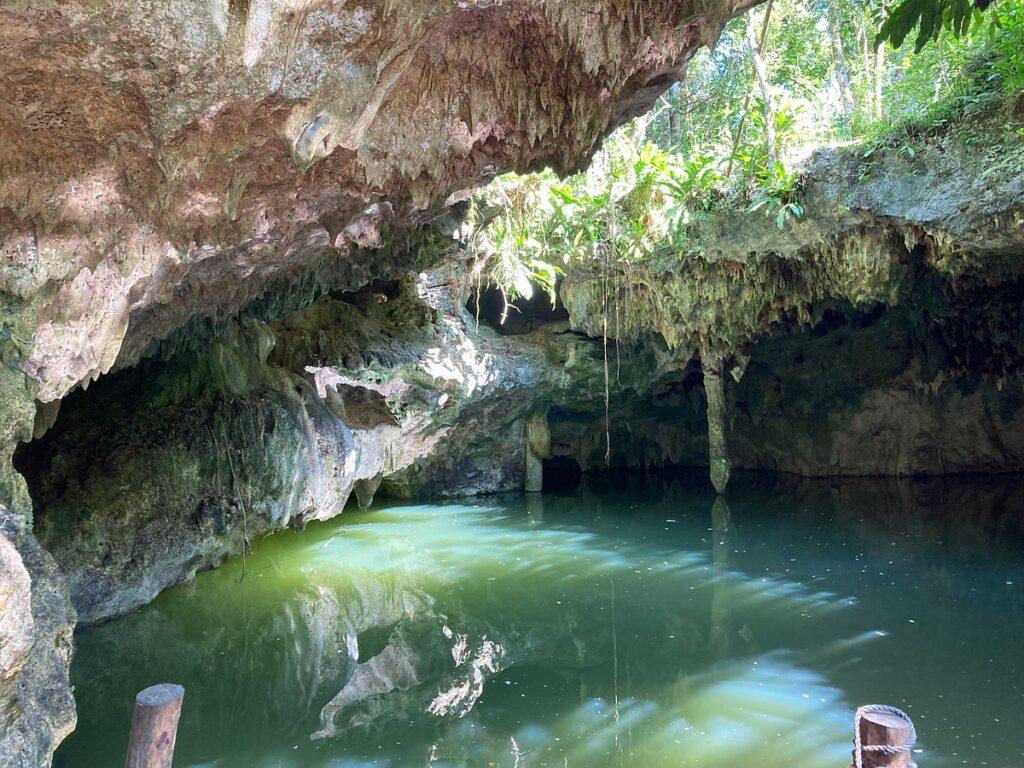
[541,455,583,491]
[465,283,568,335]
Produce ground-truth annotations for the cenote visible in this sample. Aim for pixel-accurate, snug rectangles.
[56,474,1024,768]
[5,1,1024,766]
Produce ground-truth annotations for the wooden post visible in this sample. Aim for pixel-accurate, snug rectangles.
[853,705,915,768]
[125,684,184,768]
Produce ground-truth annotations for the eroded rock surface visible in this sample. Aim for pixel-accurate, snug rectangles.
[1,5,750,760]
[0,0,752,526]
[557,106,1024,485]
[0,507,75,768]
[16,265,638,623]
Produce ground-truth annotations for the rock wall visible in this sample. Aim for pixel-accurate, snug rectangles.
[16,265,643,624]
[550,297,1024,478]
[0,0,751,527]
[0,4,751,761]
[0,508,75,768]
[557,103,1024,486]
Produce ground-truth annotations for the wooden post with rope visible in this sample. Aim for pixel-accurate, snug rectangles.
[125,684,184,768]
[851,704,916,768]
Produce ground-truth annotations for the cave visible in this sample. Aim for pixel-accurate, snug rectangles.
[465,282,569,335]
[541,455,584,491]
[2,1,1024,766]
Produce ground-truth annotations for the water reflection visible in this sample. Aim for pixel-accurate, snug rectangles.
[709,496,737,657]
[58,473,1024,767]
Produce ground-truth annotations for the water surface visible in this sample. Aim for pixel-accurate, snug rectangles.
[57,474,1024,767]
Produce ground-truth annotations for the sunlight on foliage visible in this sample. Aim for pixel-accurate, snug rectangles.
[468,0,1024,308]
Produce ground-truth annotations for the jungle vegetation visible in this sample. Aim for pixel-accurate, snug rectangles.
[467,0,1024,312]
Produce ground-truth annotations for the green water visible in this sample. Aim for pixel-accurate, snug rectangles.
[57,474,1024,768]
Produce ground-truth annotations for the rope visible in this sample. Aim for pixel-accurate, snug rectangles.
[851,704,917,768]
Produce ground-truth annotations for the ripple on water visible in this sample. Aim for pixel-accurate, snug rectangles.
[58,477,1024,768]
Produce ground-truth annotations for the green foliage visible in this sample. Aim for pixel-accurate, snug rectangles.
[745,162,805,230]
[989,0,1024,90]
[468,0,1024,308]
[658,150,721,248]
[466,173,563,321]
[979,124,1024,177]
[876,0,989,52]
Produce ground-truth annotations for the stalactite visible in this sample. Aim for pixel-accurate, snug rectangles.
[524,406,550,493]
[702,351,731,494]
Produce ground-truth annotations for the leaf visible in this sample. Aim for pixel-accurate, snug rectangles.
[513,270,534,301]
[549,185,582,207]
[877,0,995,51]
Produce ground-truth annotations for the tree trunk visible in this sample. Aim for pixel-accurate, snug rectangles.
[825,0,856,118]
[873,36,885,120]
[744,10,777,166]
[933,57,949,102]
[726,0,775,177]
[857,9,872,110]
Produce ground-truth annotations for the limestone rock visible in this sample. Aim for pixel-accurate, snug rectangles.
[0,507,76,768]
[553,105,1024,482]
[0,0,751,422]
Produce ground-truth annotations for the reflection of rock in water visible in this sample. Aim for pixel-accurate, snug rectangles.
[709,496,758,658]
[68,495,877,766]
[312,617,443,738]
[709,495,733,657]
[428,628,505,718]
[299,496,860,747]
[71,568,434,756]
[312,609,568,739]
[525,492,545,523]
[415,651,851,768]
